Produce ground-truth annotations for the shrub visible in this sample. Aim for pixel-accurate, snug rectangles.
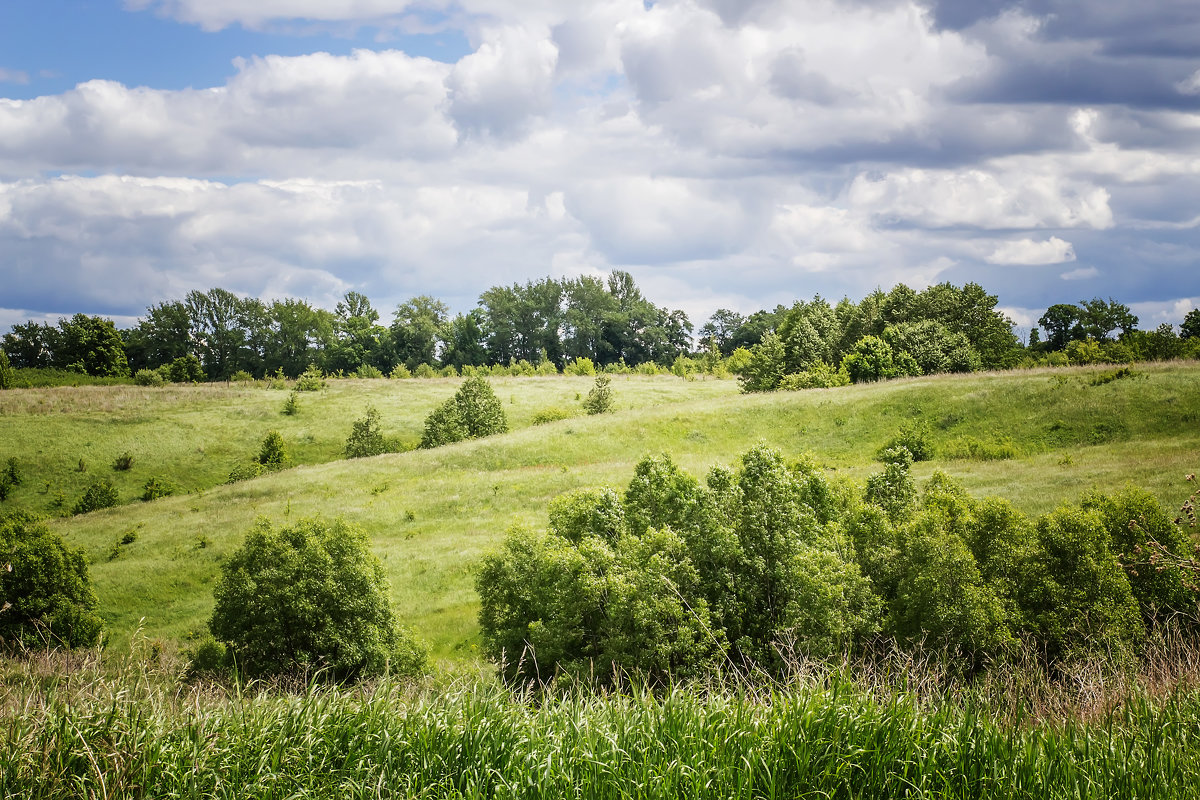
[879,421,933,462]
[141,476,178,502]
[355,364,384,379]
[564,357,596,376]
[842,336,895,383]
[865,447,916,521]
[0,510,103,648]
[133,368,164,387]
[778,363,851,391]
[208,516,426,680]
[294,364,326,391]
[72,480,118,515]
[226,462,267,483]
[536,359,559,376]
[4,458,20,486]
[230,369,255,383]
[281,391,300,416]
[420,377,508,449]
[532,406,575,425]
[165,354,205,383]
[414,363,437,379]
[583,375,615,415]
[389,364,412,379]
[344,406,392,459]
[112,452,135,471]
[256,430,288,469]
[439,365,459,378]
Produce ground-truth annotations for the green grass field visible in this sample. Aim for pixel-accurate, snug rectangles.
[3,363,1196,662]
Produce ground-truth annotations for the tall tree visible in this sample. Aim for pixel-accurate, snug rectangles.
[1078,297,1138,342]
[391,296,449,370]
[55,314,130,377]
[1038,303,1083,351]
[698,309,746,356]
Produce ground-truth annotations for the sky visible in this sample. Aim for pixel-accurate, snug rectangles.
[2,0,1199,338]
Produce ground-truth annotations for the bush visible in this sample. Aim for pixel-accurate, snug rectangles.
[208,516,426,680]
[583,375,614,415]
[414,363,437,379]
[133,368,165,387]
[355,364,384,379]
[281,391,300,416]
[389,364,412,379]
[879,421,933,462]
[294,364,326,391]
[532,406,575,425]
[420,377,508,449]
[165,355,206,383]
[0,510,103,648]
[344,406,392,459]
[141,476,178,502]
[112,452,134,471]
[257,430,288,469]
[842,336,895,383]
[230,369,255,383]
[72,480,119,515]
[536,359,559,376]
[226,462,267,483]
[564,357,596,376]
[778,363,851,390]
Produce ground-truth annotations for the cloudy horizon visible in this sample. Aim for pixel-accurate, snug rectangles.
[2,0,1198,338]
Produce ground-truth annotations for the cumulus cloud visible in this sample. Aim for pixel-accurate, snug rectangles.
[985,237,1075,265]
[1060,266,1099,281]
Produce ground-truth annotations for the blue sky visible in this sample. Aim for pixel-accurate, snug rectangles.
[2,0,1199,336]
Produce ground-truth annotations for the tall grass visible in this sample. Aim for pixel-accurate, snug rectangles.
[5,639,1200,799]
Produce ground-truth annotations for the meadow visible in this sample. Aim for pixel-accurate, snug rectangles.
[3,363,1200,798]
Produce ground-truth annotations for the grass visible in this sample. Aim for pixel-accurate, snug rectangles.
[4,645,1200,799]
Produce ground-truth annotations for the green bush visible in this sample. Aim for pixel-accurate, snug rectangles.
[389,364,412,379]
[208,516,426,680]
[865,447,916,521]
[413,363,437,379]
[112,452,134,471]
[583,375,614,415]
[879,421,933,462]
[294,364,326,391]
[281,391,300,416]
[355,364,384,379]
[141,476,178,502]
[165,355,206,383]
[842,336,895,383]
[230,369,255,383]
[0,510,103,648]
[0,348,11,390]
[420,377,508,449]
[257,430,288,469]
[72,480,119,515]
[564,357,596,376]
[532,406,575,425]
[344,406,392,459]
[778,363,850,390]
[133,368,165,387]
[226,462,267,483]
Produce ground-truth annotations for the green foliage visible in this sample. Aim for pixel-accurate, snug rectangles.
[865,447,916,521]
[226,462,267,483]
[0,509,103,648]
[355,364,384,379]
[281,390,300,416]
[0,348,11,390]
[413,363,437,379]
[72,480,118,515]
[294,364,326,391]
[141,476,178,502]
[532,406,575,425]
[257,430,288,469]
[133,368,165,387]
[208,516,425,680]
[738,331,786,392]
[165,354,206,383]
[111,451,134,471]
[942,436,1017,461]
[842,336,895,383]
[777,363,850,390]
[389,364,412,379]
[420,377,508,449]
[583,375,615,415]
[564,357,596,376]
[344,406,391,459]
[1090,366,1138,386]
[230,369,255,382]
[879,421,933,462]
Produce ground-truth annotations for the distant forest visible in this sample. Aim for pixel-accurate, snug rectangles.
[2,271,1199,387]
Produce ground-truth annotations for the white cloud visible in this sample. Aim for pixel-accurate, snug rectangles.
[447,26,559,138]
[985,236,1076,265]
[1060,266,1099,281]
[0,68,30,85]
[848,168,1114,230]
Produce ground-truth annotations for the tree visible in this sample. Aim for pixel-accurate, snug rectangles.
[209,517,424,680]
[1078,297,1138,342]
[1038,304,1082,351]
[54,315,130,377]
[257,431,288,469]
[842,336,894,383]
[325,291,388,375]
[344,406,391,458]
[0,348,11,390]
[0,510,103,648]
[391,296,449,371]
[123,300,193,372]
[699,309,746,356]
[1181,309,1200,341]
[1,322,58,369]
[583,375,615,415]
[440,310,488,370]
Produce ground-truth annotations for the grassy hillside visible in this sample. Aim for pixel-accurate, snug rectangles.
[19,363,1200,664]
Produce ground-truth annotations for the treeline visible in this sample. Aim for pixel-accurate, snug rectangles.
[3,274,1199,386]
[1,271,691,382]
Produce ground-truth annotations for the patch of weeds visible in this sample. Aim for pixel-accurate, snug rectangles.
[936,412,964,430]
[141,475,178,501]
[1089,366,1139,386]
[195,534,210,549]
[76,458,87,472]
[1089,420,1127,444]
[371,482,390,496]
[834,416,847,427]
[532,406,574,425]
[1058,453,1075,466]
[112,451,134,471]
[878,420,933,462]
[942,436,1018,461]
[404,509,416,522]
